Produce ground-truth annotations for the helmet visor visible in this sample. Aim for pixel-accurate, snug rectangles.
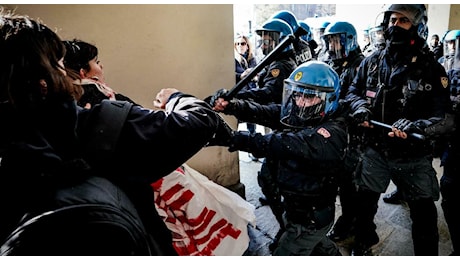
[324,33,346,60]
[453,36,460,70]
[370,27,385,48]
[280,82,328,128]
[257,31,280,55]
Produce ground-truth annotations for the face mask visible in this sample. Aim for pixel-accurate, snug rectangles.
[385,26,412,46]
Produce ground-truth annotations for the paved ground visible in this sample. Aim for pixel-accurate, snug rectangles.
[238,125,454,256]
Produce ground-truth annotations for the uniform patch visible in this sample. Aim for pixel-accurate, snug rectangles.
[294,71,303,81]
[441,77,449,88]
[366,90,376,98]
[271,69,280,78]
[317,127,331,138]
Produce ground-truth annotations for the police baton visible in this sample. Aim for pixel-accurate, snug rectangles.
[224,34,295,100]
[369,120,426,140]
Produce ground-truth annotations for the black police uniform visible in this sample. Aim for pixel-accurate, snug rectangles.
[440,68,460,256]
[346,45,450,255]
[326,48,365,241]
[292,38,313,66]
[235,51,296,105]
[220,99,348,255]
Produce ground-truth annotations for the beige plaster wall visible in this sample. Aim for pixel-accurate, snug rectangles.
[449,4,460,30]
[3,4,240,187]
[427,4,451,39]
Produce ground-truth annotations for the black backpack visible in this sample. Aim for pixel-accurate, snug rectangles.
[0,176,154,256]
[0,101,166,256]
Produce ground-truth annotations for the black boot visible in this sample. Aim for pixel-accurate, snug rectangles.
[351,230,379,256]
[382,189,403,204]
[327,215,355,242]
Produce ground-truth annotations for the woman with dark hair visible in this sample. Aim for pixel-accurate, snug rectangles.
[62,39,139,107]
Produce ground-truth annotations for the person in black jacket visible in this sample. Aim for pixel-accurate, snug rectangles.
[234,33,259,157]
[345,4,450,256]
[439,30,460,256]
[320,20,366,244]
[0,11,224,255]
[208,18,297,246]
[212,61,348,255]
[430,34,443,61]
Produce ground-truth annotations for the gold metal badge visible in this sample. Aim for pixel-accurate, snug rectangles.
[271,69,280,78]
[294,71,303,81]
[441,77,448,88]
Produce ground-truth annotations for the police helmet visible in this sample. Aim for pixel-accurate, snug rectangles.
[316,20,331,30]
[363,28,370,37]
[271,10,307,37]
[322,21,359,61]
[256,18,294,55]
[281,61,340,128]
[383,4,428,40]
[443,30,460,56]
[369,25,386,49]
[443,30,460,43]
[298,21,312,42]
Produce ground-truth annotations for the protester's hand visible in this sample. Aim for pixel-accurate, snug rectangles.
[153,88,179,109]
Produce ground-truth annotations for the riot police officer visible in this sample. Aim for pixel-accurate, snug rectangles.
[345,4,450,256]
[270,10,313,65]
[322,21,365,99]
[320,20,366,243]
[210,18,296,106]
[213,61,348,255]
[299,20,319,60]
[207,17,298,251]
[367,25,386,57]
[312,20,331,62]
[440,29,460,256]
[439,30,460,72]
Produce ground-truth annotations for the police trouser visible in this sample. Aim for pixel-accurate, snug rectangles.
[273,206,340,256]
[355,147,440,255]
[440,174,460,255]
[338,147,362,223]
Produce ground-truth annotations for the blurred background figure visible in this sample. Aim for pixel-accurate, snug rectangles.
[430,34,443,61]
[234,33,260,161]
[299,20,319,60]
[362,27,372,56]
[369,25,386,54]
[439,30,460,72]
[312,20,331,61]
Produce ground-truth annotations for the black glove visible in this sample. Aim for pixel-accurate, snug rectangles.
[424,114,456,137]
[391,118,425,134]
[308,39,318,50]
[351,106,372,124]
[206,88,228,107]
[228,131,251,153]
[205,115,234,147]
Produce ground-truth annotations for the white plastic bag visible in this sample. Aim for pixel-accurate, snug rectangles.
[151,164,256,256]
